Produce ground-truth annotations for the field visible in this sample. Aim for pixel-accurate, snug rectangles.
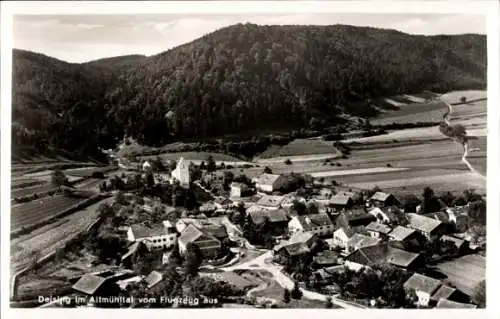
[11,195,89,233]
[11,183,58,199]
[11,197,113,273]
[139,151,246,164]
[436,254,485,296]
[370,101,447,125]
[11,178,45,189]
[256,139,341,160]
[467,136,487,176]
[64,166,118,177]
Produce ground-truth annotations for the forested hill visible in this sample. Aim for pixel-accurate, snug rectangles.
[12,23,486,161]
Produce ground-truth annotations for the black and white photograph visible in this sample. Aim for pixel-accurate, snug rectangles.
[1,0,498,316]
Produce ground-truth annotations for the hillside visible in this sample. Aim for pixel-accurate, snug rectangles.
[12,23,487,160]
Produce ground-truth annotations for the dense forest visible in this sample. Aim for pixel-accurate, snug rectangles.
[12,23,487,161]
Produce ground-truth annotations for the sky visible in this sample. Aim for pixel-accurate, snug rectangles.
[13,13,486,63]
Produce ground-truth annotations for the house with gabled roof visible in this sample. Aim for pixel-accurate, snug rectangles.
[72,274,121,302]
[440,235,468,251]
[332,227,357,249]
[344,243,423,271]
[368,192,400,207]
[175,217,228,241]
[256,194,284,210]
[144,270,163,289]
[127,221,177,250]
[335,209,376,229]
[253,173,285,193]
[288,212,334,237]
[230,182,252,198]
[178,224,221,259]
[436,298,477,309]
[345,233,381,254]
[274,242,311,259]
[288,230,319,247]
[365,221,392,238]
[403,273,442,307]
[431,285,469,305]
[330,194,354,210]
[406,213,446,240]
[248,208,289,235]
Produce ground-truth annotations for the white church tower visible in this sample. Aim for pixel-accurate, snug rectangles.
[171,157,191,187]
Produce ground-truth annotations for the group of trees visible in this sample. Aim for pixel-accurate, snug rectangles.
[12,24,486,161]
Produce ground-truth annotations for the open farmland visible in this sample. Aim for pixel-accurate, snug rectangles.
[139,151,246,164]
[256,139,341,160]
[11,196,113,273]
[436,254,485,296]
[11,183,57,199]
[370,101,447,125]
[11,195,90,233]
[467,136,487,176]
[11,178,45,189]
[64,165,118,177]
[440,90,487,105]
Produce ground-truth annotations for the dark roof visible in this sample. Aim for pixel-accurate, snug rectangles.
[436,299,477,309]
[366,222,392,234]
[330,195,353,206]
[72,274,108,295]
[313,251,339,265]
[278,242,311,256]
[389,226,417,241]
[336,210,375,227]
[407,213,442,234]
[130,223,169,239]
[145,270,163,288]
[346,243,420,268]
[296,212,333,230]
[440,235,466,249]
[431,285,457,301]
[249,209,288,225]
[201,224,228,239]
[423,211,451,223]
[403,273,442,294]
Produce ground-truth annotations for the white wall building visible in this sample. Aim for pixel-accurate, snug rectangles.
[171,157,191,187]
[127,220,177,250]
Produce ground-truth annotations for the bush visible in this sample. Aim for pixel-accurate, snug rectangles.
[291,282,303,300]
[284,159,292,165]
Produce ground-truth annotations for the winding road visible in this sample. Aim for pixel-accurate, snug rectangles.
[439,97,485,180]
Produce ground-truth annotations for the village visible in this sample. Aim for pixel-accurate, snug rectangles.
[27,152,486,309]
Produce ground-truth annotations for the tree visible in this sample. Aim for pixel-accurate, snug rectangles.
[206,155,216,172]
[146,172,155,188]
[325,296,333,308]
[460,96,467,104]
[183,243,202,276]
[471,280,486,308]
[291,199,306,215]
[51,169,69,187]
[291,282,303,299]
[283,289,291,303]
[223,171,234,190]
[263,166,273,174]
[284,159,292,165]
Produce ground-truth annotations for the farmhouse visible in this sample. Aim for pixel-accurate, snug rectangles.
[253,173,285,193]
[171,157,191,187]
[127,221,178,250]
[313,250,340,268]
[248,209,289,235]
[388,226,420,246]
[330,194,354,210]
[368,192,400,207]
[430,285,469,305]
[256,195,284,210]
[332,227,357,249]
[403,273,442,307]
[288,212,334,236]
[176,218,228,241]
[345,233,381,254]
[144,270,163,289]
[274,242,311,259]
[288,230,319,247]
[406,213,446,240]
[365,221,393,238]
[335,209,376,229]
[436,299,477,309]
[440,235,468,251]
[368,206,404,224]
[72,274,121,301]
[230,182,251,198]
[178,224,222,259]
[345,243,423,271]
